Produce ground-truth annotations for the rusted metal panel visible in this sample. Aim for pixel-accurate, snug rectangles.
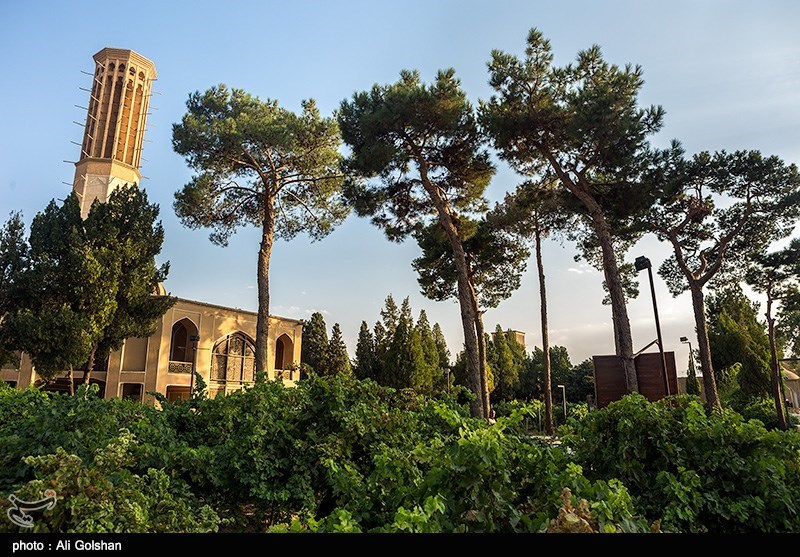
[593,352,678,408]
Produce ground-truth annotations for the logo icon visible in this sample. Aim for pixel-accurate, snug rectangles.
[7,490,57,528]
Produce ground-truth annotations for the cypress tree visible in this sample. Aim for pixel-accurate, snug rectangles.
[301,312,329,375]
[326,323,351,376]
[354,321,376,380]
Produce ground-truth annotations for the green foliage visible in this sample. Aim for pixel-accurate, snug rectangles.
[486,326,526,402]
[685,355,702,396]
[172,85,347,246]
[0,189,174,383]
[325,323,351,376]
[568,394,800,532]
[353,321,376,380]
[301,312,329,375]
[0,431,218,533]
[412,218,529,311]
[339,69,494,416]
[482,27,664,329]
[707,286,771,399]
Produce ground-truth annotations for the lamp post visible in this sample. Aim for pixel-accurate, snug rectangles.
[557,384,567,423]
[680,336,694,373]
[635,256,670,396]
[189,334,200,397]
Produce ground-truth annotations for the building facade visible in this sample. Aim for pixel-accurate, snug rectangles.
[1,47,303,402]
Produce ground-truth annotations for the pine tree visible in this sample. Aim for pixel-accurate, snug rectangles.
[686,350,701,396]
[372,320,388,380]
[745,239,800,430]
[381,295,400,338]
[382,305,429,392]
[486,326,526,402]
[432,323,452,390]
[326,323,351,376]
[340,70,494,417]
[653,151,800,411]
[301,312,329,375]
[483,28,668,397]
[706,286,772,400]
[353,321,376,380]
[416,310,441,389]
[172,87,348,373]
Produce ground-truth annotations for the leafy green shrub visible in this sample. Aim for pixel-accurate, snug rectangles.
[0,430,218,533]
[567,394,800,532]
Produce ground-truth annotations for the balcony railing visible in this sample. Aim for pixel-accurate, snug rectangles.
[168,361,193,374]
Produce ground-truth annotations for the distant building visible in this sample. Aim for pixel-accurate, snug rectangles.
[1,48,302,403]
[491,329,526,348]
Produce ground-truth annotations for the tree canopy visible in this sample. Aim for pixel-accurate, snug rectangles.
[339,70,495,417]
[172,85,348,374]
[482,27,669,394]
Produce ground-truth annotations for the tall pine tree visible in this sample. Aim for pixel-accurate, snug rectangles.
[326,323,351,376]
[353,321,376,380]
[301,312,329,375]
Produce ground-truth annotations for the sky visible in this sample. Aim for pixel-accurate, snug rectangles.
[1,1,799,373]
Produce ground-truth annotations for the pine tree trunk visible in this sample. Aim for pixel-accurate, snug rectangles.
[592,217,638,393]
[68,365,75,397]
[535,228,554,435]
[83,347,96,388]
[418,163,485,418]
[689,283,721,411]
[474,307,491,418]
[766,295,788,430]
[255,196,275,377]
[542,160,637,394]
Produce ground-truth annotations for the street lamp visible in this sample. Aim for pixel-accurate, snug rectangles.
[635,256,670,396]
[680,336,693,369]
[557,384,567,423]
[189,334,200,397]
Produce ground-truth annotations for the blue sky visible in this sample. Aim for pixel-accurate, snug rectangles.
[1,1,798,371]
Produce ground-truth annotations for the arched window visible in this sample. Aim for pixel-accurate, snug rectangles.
[274,334,294,371]
[211,333,255,384]
[169,319,198,375]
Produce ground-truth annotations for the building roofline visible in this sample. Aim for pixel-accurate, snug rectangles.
[174,297,304,325]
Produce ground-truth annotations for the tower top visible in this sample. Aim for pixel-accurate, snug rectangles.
[72,47,156,217]
[92,48,157,79]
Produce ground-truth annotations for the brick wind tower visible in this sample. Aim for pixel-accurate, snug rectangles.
[73,48,156,217]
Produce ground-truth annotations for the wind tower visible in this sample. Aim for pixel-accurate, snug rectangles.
[73,48,156,217]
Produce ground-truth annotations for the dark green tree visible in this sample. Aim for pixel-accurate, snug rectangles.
[0,188,173,392]
[353,321,376,380]
[653,150,800,410]
[706,286,772,401]
[172,85,348,374]
[372,320,388,379]
[416,310,442,390]
[381,304,430,392]
[432,322,451,389]
[380,295,400,339]
[685,349,701,397]
[339,70,494,418]
[301,312,329,375]
[326,323,351,376]
[745,239,800,429]
[0,212,29,367]
[412,216,529,410]
[86,185,176,386]
[482,28,667,395]
[486,326,528,403]
[567,358,596,403]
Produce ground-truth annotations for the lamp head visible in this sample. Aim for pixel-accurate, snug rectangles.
[680,336,689,343]
[634,256,651,271]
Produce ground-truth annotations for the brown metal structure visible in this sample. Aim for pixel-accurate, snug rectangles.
[593,352,679,408]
